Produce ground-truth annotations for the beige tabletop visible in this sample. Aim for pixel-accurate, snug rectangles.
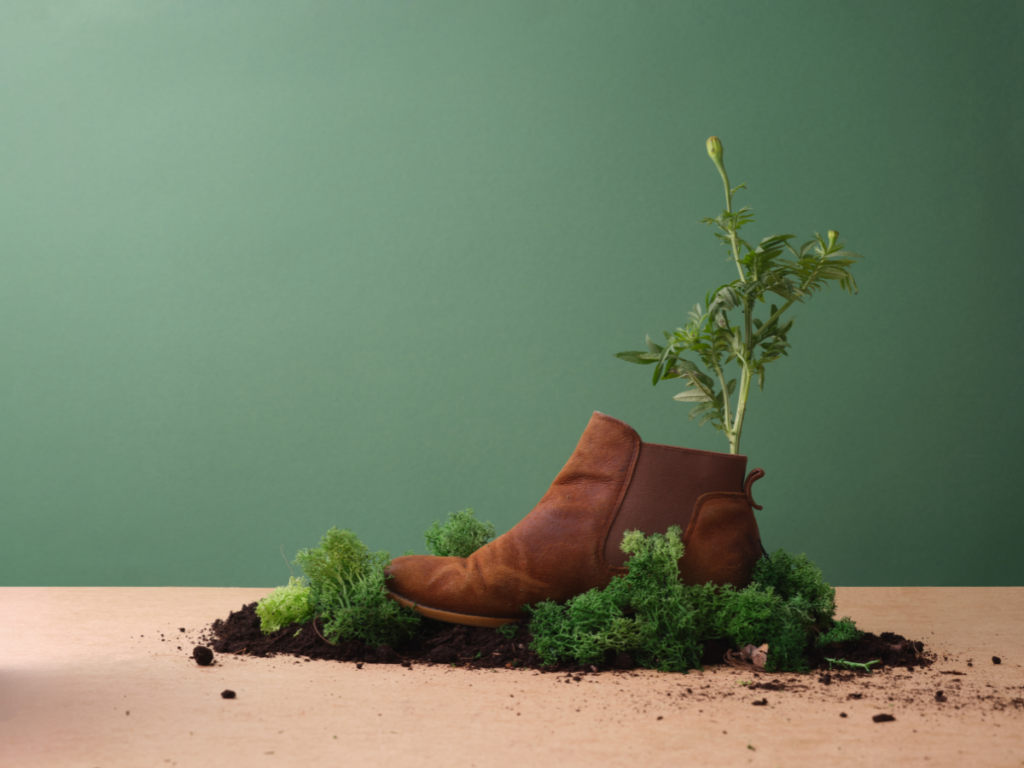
[1,587,1022,768]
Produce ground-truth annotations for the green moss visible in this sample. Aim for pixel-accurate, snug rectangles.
[750,549,837,628]
[255,577,313,634]
[528,577,643,665]
[288,527,422,647]
[816,616,863,646]
[423,508,496,558]
[259,511,495,650]
[526,532,855,673]
[317,553,422,647]
[294,527,372,599]
[526,528,701,671]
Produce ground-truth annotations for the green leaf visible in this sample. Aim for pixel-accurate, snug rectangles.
[673,390,713,403]
[645,335,664,354]
[671,358,700,374]
[614,351,654,365]
[698,412,719,427]
[688,402,715,420]
[715,286,741,310]
[695,371,716,390]
[759,234,796,248]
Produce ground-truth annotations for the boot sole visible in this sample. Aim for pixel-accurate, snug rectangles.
[386,590,519,628]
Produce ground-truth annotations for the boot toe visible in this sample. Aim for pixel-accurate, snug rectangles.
[385,554,525,626]
[383,554,435,605]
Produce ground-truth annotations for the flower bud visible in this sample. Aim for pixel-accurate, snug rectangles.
[706,136,723,164]
[827,230,839,249]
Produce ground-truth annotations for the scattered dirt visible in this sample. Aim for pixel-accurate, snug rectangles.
[192,646,214,666]
[182,602,1024,719]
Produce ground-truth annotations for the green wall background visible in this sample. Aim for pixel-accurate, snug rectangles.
[1,1,1021,587]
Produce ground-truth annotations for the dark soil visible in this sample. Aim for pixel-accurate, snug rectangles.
[206,602,933,675]
[809,631,929,671]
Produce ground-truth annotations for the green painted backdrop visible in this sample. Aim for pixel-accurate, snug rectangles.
[1,1,1021,587]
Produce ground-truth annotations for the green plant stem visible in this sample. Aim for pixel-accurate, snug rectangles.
[826,657,880,672]
[730,366,753,454]
[710,357,735,446]
[728,299,756,454]
[715,163,745,284]
[714,159,752,452]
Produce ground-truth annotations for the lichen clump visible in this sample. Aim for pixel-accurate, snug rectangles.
[423,508,496,558]
[527,527,859,672]
[256,510,496,647]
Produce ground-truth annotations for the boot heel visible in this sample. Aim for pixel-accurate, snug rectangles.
[679,492,762,588]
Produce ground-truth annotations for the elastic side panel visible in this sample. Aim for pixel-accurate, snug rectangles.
[603,442,747,568]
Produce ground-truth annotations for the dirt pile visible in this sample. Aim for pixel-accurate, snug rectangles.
[207,601,932,674]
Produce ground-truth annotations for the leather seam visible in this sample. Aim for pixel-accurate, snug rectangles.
[597,433,642,578]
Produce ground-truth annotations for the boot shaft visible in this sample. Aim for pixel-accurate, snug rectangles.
[602,436,748,568]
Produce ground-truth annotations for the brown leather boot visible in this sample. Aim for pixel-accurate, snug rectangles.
[385,412,764,627]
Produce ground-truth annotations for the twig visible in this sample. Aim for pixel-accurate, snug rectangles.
[311,617,332,645]
[826,657,880,672]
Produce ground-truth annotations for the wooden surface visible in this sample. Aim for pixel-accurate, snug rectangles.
[1,587,1022,767]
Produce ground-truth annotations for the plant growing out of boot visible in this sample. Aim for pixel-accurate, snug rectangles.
[615,137,862,454]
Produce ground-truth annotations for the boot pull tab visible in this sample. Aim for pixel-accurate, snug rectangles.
[744,468,765,511]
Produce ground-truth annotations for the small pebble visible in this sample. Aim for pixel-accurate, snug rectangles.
[992,656,1002,665]
[221,690,236,699]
